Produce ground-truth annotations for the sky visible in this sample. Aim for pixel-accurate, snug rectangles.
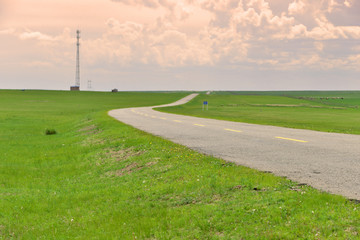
[0,0,359,91]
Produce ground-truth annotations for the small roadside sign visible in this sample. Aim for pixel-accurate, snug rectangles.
[202,101,208,111]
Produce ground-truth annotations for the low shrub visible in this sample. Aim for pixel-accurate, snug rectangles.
[45,129,57,135]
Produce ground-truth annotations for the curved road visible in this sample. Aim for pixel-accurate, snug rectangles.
[109,94,360,200]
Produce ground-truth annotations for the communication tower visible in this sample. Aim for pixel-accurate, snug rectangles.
[87,79,92,89]
[75,29,81,88]
[71,30,81,91]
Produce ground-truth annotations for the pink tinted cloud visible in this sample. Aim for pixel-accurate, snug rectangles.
[19,31,55,41]
[288,0,305,15]
[2,0,359,71]
[111,0,160,8]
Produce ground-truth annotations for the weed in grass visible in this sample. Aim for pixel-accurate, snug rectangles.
[45,128,57,135]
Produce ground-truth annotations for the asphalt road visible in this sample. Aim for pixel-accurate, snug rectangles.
[109,94,360,200]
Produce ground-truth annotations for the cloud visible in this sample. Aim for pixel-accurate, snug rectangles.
[19,31,55,41]
[0,28,15,35]
[348,54,360,65]
[314,41,324,51]
[288,0,305,15]
[111,0,160,8]
[344,0,354,7]
[306,16,360,40]
[82,0,360,70]
[7,0,360,73]
[106,18,144,40]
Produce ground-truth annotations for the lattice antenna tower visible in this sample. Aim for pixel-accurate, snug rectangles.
[87,79,92,89]
[75,30,81,87]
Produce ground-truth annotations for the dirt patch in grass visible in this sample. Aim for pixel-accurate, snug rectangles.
[78,125,97,132]
[78,125,102,135]
[82,138,106,146]
[96,147,147,167]
[345,227,359,236]
[103,148,156,177]
[107,147,145,162]
[0,192,17,196]
[106,160,157,177]
[107,162,141,177]
[145,161,157,167]
[232,185,268,192]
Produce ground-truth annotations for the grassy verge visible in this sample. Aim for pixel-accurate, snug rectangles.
[158,91,360,134]
[0,90,359,239]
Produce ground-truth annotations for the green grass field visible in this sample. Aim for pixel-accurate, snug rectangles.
[1,90,359,239]
[159,91,360,135]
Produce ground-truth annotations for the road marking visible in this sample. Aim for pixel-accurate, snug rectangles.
[224,128,242,133]
[159,117,167,120]
[131,109,136,113]
[144,114,149,116]
[173,120,182,123]
[194,124,205,127]
[276,137,308,143]
[151,116,157,118]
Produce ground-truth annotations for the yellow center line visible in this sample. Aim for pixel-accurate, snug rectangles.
[173,120,182,123]
[276,137,308,143]
[151,116,157,118]
[224,128,242,133]
[194,124,205,127]
[159,117,167,120]
[144,114,149,116]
